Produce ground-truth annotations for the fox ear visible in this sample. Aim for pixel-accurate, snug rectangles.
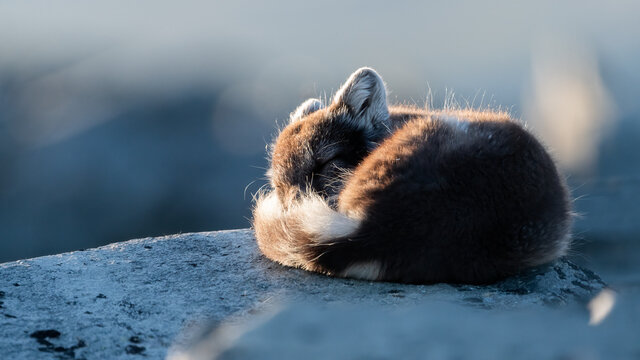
[332,67,389,135]
[290,98,324,122]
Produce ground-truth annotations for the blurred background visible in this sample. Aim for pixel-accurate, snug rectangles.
[0,1,638,288]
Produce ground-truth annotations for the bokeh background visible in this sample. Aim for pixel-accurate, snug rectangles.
[1,1,638,288]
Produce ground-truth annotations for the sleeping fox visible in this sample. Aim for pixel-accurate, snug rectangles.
[252,67,572,284]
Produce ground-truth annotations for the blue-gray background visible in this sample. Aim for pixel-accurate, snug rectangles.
[1,1,638,286]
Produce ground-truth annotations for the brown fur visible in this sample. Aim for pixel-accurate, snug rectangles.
[253,68,572,284]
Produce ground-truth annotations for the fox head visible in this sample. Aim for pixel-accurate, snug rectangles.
[268,67,391,204]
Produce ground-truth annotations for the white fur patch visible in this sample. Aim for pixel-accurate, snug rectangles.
[555,232,571,258]
[254,191,284,219]
[254,191,361,243]
[290,98,323,122]
[296,195,361,242]
[440,114,470,132]
[341,261,382,280]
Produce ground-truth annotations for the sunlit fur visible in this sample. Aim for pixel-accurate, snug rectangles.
[252,67,572,284]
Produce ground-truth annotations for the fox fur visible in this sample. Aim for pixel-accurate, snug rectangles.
[252,67,572,284]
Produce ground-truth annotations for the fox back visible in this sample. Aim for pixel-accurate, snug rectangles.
[253,67,572,284]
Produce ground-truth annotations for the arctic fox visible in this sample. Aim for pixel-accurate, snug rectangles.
[252,67,572,284]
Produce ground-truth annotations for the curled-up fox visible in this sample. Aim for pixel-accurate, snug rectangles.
[252,67,572,284]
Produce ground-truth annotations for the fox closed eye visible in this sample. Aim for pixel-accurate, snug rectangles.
[314,155,347,174]
[313,154,351,183]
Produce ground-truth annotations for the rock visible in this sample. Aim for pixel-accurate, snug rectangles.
[0,229,606,359]
[209,294,640,360]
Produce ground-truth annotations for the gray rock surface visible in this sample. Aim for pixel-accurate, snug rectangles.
[213,296,640,360]
[0,229,606,359]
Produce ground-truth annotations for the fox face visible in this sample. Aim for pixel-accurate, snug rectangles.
[269,68,391,204]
